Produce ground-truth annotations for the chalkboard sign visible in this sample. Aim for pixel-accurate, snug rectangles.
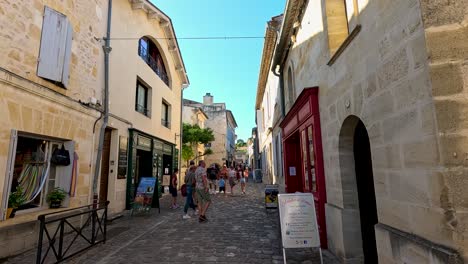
[278,193,320,249]
[117,136,128,179]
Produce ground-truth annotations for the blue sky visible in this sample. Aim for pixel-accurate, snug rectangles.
[152,0,285,141]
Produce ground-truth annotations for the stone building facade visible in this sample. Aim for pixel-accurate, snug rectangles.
[255,15,284,187]
[0,0,107,258]
[269,0,468,263]
[0,0,188,258]
[105,0,188,212]
[184,94,237,166]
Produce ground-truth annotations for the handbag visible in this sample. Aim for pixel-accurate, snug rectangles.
[180,184,187,197]
[51,145,71,166]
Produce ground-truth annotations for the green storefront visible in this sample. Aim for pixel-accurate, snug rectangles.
[125,129,178,209]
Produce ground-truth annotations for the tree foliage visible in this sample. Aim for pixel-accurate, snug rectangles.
[181,123,215,165]
[236,139,247,149]
[183,123,215,145]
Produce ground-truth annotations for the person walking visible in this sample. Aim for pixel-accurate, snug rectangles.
[241,168,248,194]
[207,164,218,195]
[182,164,197,219]
[195,160,211,222]
[228,166,237,196]
[218,176,226,196]
[169,169,179,209]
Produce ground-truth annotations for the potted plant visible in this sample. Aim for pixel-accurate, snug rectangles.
[7,186,26,219]
[46,188,66,209]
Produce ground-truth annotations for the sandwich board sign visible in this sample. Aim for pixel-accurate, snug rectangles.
[278,193,322,263]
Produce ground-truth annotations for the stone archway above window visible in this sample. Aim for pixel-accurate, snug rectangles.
[138,36,170,87]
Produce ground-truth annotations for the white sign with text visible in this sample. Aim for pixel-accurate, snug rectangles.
[278,193,320,249]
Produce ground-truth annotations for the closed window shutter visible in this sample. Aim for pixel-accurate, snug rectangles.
[37,7,72,87]
[61,23,73,87]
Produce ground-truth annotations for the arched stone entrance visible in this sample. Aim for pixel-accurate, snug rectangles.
[339,115,378,263]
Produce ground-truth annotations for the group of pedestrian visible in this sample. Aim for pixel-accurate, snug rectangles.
[174,161,250,223]
[219,164,249,196]
[180,160,211,222]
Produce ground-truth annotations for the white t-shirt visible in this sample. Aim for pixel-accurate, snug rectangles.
[195,166,207,190]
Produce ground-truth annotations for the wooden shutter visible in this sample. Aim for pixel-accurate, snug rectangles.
[61,24,73,87]
[1,130,18,220]
[37,6,73,87]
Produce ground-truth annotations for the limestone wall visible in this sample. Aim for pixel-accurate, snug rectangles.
[419,0,468,261]
[0,0,105,211]
[203,111,228,166]
[282,0,464,262]
[0,0,106,257]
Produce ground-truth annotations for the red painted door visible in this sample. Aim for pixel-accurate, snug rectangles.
[283,132,303,193]
[300,119,327,248]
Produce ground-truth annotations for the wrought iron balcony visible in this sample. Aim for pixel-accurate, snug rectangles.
[138,45,169,86]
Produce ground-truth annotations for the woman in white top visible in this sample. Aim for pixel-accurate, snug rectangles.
[228,166,237,196]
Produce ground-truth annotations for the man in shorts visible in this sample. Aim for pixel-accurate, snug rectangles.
[195,160,211,222]
[207,164,218,194]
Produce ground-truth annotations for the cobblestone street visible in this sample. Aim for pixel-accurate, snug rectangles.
[5,183,339,264]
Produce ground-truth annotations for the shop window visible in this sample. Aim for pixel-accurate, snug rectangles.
[3,135,74,217]
[136,80,151,117]
[37,6,73,88]
[308,126,316,191]
[138,37,170,87]
[161,101,171,128]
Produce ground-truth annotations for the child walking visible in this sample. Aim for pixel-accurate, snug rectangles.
[219,177,226,196]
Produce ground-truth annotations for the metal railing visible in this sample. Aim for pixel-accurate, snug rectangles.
[136,104,149,116]
[138,45,169,86]
[36,201,109,264]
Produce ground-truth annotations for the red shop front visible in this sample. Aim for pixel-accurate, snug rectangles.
[280,87,327,248]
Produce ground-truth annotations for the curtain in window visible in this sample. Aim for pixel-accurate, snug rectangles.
[137,85,146,109]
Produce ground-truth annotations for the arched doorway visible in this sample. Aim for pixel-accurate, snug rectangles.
[339,116,378,263]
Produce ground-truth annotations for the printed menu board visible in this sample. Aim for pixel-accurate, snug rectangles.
[278,193,320,248]
[117,136,128,179]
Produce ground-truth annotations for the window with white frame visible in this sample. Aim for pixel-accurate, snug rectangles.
[136,80,151,117]
[161,101,171,128]
[1,132,75,220]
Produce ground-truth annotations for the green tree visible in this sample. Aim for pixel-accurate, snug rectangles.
[236,139,247,149]
[182,123,215,165]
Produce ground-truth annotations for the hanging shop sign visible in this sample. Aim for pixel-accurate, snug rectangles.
[118,136,128,179]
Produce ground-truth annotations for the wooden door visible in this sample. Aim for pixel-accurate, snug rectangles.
[99,128,112,204]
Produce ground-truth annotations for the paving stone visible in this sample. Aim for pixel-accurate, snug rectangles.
[4,183,339,264]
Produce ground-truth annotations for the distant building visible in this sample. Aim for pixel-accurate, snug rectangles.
[184,93,237,166]
[247,138,254,168]
[234,146,248,165]
[255,15,284,186]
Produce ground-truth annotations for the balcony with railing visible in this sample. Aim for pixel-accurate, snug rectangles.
[135,104,150,116]
[138,41,170,87]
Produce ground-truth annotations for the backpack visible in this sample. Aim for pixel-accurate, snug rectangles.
[180,184,187,197]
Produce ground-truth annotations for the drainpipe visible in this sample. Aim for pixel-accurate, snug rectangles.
[92,0,112,206]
